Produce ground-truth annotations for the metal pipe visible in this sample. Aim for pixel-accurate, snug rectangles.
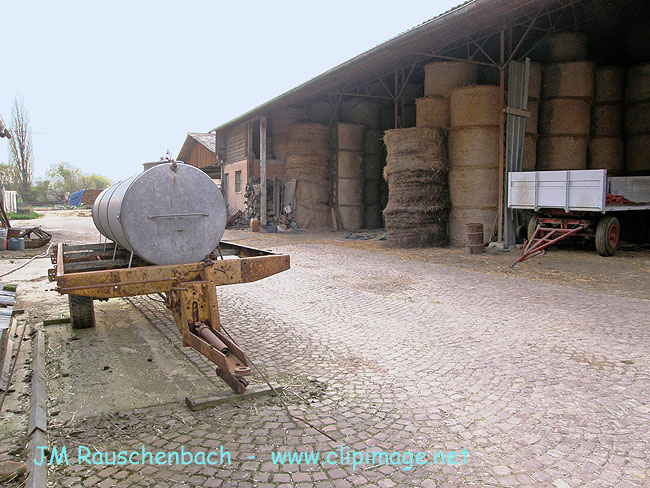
[196,323,229,354]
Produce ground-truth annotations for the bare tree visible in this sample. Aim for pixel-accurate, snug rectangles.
[8,97,33,189]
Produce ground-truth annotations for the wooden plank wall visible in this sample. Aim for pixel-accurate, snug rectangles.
[225,123,247,164]
[187,143,216,169]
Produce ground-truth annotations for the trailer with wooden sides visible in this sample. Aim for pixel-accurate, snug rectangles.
[508,170,650,264]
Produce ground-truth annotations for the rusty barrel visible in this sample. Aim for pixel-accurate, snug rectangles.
[465,222,485,254]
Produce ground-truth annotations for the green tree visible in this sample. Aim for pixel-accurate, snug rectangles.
[47,162,111,202]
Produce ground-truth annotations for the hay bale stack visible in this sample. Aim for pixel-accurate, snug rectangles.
[447,85,500,246]
[625,63,650,173]
[521,63,543,169]
[364,128,385,228]
[341,99,379,128]
[415,96,450,128]
[423,61,478,97]
[522,134,538,171]
[271,107,304,161]
[337,123,365,230]
[538,60,593,170]
[528,62,543,101]
[589,66,624,173]
[537,32,588,63]
[286,123,330,228]
[382,128,450,247]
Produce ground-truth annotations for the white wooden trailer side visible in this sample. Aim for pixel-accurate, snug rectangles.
[508,170,650,213]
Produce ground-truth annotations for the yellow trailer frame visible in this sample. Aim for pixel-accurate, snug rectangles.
[48,242,290,393]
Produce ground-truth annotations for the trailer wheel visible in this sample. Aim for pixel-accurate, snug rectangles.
[68,295,96,329]
[527,215,539,242]
[595,216,620,257]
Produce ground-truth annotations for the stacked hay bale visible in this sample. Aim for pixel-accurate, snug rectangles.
[341,99,379,128]
[523,62,543,171]
[383,128,450,247]
[285,123,331,228]
[337,123,365,230]
[625,63,650,173]
[538,47,594,169]
[271,107,303,161]
[589,67,625,173]
[535,32,588,64]
[364,128,384,228]
[448,85,500,246]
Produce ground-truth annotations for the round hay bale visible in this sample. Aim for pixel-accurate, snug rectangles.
[591,103,624,136]
[341,99,379,128]
[626,21,650,64]
[364,179,380,205]
[364,129,384,155]
[448,166,499,209]
[449,85,500,127]
[537,135,588,170]
[364,205,382,229]
[625,134,650,173]
[383,205,449,248]
[286,123,329,182]
[528,62,543,100]
[364,155,382,180]
[541,62,595,99]
[415,96,450,128]
[338,206,363,230]
[338,123,365,151]
[309,101,334,123]
[526,99,539,134]
[541,32,589,62]
[539,98,592,135]
[448,208,497,247]
[295,202,331,230]
[588,137,624,174]
[448,126,499,167]
[625,63,650,104]
[295,179,329,205]
[423,61,478,97]
[271,107,304,160]
[624,101,650,135]
[383,128,448,171]
[338,151,363,179]
[594,66,625,103]
[522,133,538,171]
[338,178,362,205]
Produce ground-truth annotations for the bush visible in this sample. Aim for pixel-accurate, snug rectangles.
[7,210,42,220]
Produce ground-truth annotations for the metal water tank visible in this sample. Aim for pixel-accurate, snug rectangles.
[92,162,227,265]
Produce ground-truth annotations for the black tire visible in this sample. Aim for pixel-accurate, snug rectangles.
[527,215,539,242]
[595,215,620,257]
[68,295,96,329]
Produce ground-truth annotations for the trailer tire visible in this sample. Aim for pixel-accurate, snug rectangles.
[68,295,95,329]
[595,216,620,257]
[527,215,539,242]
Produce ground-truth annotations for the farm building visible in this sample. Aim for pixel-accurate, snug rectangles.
[204,0,650,248]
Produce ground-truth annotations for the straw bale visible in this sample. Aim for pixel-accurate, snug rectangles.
[625,63,650,104]
[539,97,592,135]
[448,166,498,209]
[383,205,449,248]
[415,96,450,128]
[338,151,363,179]
[448,126,499,167]
[423,61,478,97]
[537,135,588,170]
[338,123,365,151]
[526,99,539,133]
[286,123,330,184]
[594,66,624,103]
[588,137,624,174]
[294,202,331,230]
[449,85,500,127]
[522,134,537,171]
[295,179,329,205]
[271,107,304,160]
[624,101,650,135]
[339,205,363,230]
[591,103,624,136]
[528,62,543,100]
[542,62,594,99]
[540,32,588,62]
[625,134,650,173]
[338,178,363,206]
[448,208,497,247]
[341,99,379,128]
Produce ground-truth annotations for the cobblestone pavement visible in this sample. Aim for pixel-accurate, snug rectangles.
[47,243,649,487]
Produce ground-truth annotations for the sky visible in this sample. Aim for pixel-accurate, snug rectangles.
[1,0,461,182]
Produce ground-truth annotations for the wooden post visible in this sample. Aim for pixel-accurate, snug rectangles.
[260,117,267,227]
[497,29,505,243]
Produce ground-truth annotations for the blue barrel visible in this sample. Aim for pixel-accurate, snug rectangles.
[7,238,25,250]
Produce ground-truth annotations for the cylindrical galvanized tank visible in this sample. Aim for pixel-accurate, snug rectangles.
[92,162,226,265]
